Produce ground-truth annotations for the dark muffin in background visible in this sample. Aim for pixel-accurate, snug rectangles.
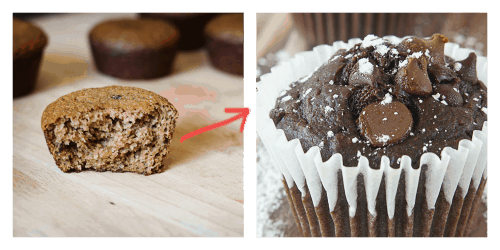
[204,14,244,76]
[13,18,48,97]
[139,13,216,51]
[89,18,180,80]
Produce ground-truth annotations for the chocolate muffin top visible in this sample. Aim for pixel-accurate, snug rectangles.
[204,14,243,43]
[13,18,48,60]
[89,18,179,51]
[270,34,487,169]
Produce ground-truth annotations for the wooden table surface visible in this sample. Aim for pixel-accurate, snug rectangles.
[13,13,243,237]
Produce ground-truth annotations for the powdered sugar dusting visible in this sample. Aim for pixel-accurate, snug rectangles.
[256,139,288,237]
[398,51,424,69]
[329,55,341,63]
[361,34,384,49]
[375,44,390,56]
[376,134,391,143]
[409,51,423,59]
[325,106,334,114]
[281,95,292,102]
[358,58,373,75]
[399,59,408,68]
[380,93,393,105]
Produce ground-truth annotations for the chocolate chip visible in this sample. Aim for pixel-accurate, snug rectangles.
[349,85,384,116]
[111,95,122,100]
[319,54,346,85]
[340,49,371,85]
[395,57,432,96]
[357,100,413,147]
[435,84,463,107]
[428,63,457,83]
[398,34,448,65]
[348,58,379,87]
[453,52,478,85]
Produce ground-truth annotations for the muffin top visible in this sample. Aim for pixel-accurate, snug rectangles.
[13,18,48,59]
[42,86,178,129]
[204,14,243,43]
[270,34,487,169]
[89,18,179,51]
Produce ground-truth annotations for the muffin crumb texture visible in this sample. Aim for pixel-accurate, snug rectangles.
[41,86,178,175]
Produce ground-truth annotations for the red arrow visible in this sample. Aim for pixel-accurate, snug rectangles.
[180,108,250,143]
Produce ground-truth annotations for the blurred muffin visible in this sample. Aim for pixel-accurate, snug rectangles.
[13,18,48,97]
[89,18,179,80]
[204,13,243,75]
[140,13,216,51]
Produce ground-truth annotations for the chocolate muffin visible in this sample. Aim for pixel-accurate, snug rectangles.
[258,34,487,237]
[139,13,216,50]
[13,18,48,97]
[89,18,180,79]
[271,34,486,170]
[204,14,243,75]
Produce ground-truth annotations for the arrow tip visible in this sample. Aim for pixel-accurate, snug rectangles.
[239,108,250,133]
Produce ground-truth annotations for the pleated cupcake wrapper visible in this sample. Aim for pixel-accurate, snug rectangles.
[292,13,407,48]
[256,36,487,237]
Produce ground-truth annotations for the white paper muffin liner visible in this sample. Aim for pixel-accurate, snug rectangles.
[256,36,487,237]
